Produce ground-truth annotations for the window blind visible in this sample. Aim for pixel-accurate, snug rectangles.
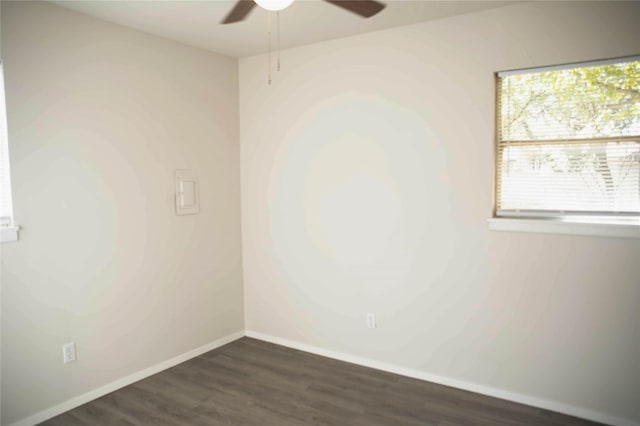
[496,57,640,218]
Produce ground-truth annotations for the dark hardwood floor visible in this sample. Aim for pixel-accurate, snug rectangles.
[42,337,602,426]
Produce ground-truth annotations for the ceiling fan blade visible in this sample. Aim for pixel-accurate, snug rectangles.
[324,0,386,18]
[221,0,257,24]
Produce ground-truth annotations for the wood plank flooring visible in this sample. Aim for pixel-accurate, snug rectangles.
[41,338,603,426]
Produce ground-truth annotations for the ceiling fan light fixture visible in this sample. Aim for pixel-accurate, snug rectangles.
[254,0,294,12]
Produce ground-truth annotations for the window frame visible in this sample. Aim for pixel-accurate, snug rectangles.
[491,56,640,238]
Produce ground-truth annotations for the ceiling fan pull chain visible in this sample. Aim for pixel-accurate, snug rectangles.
[267,10,272,85]
[277,11,281,72]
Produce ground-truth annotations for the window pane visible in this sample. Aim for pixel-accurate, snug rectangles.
[500,61,640,141]
[1,63,14,222]
[497,58,640,217]
[498,141,640,212]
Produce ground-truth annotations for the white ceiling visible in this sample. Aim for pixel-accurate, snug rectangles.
[51,0,515,58]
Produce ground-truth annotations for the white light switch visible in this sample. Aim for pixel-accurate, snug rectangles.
[366,313,376,329]
[63,342,76,364]
[175,170,200,215]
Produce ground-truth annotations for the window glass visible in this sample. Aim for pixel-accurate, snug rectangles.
[496,58,640,218]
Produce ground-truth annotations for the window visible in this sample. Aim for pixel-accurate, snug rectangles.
[1,61,18,242]
[495,57,640,230]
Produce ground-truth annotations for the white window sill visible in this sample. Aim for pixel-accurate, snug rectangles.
[488,218,639,239]
[1,225,20,243]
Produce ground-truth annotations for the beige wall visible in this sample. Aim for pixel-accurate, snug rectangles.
[240,1,640,423]
[1,2,243,424]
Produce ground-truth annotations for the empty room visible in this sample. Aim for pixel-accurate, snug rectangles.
[1,0,639,425]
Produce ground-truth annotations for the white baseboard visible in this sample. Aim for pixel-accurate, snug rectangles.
[245,330,636,426]
[8,330,245,426]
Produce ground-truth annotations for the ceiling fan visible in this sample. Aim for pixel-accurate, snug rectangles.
[221,0,386,24]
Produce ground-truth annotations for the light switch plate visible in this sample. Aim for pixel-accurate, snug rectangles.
[175,170,200,216]
[63,342,76,364]
[366,313,376,329]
